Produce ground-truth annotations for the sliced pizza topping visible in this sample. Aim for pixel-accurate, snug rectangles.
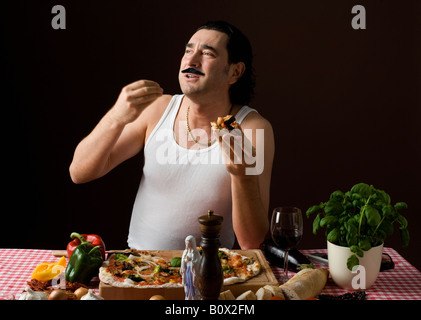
[210,115,239,132]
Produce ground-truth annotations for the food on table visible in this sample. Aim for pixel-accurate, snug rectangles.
[48,289,68,300]
[230,268,328,300]
[279,268,329,300]
[80,289,104,300]
[262,284,284,299]
[218,248,261,285]
[218,290,235,300]
[149,295,166,300]
[256,286,272,300]
[170,257,182,267]
[19,286,49,300]
[99,248,261,289]
[235,290,257,300]
[67,232,106,260]
[210,115,239,132]
[74,287,89,300]
[24,279,94,300]
[65,239,103,285]
[99,250,182,288]
[31,256,66,281]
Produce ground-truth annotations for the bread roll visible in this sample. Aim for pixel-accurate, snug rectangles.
[236,290,257,300]
[256,287,273,300]
[219,290,235,300]
[280,268,329,300]
[263,285,285,299]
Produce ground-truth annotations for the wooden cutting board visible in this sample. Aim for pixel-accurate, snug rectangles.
[99,249,278,300]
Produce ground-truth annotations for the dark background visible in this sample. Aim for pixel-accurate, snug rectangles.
[1,1,420,270]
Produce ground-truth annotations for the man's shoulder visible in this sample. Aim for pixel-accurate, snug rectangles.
[142,94,174,119]
[240,107,273,130]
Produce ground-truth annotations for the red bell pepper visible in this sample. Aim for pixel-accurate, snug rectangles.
[67,232,106,260]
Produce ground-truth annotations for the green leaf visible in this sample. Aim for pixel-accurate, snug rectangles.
[374,189,391,205]
[351,183,372,198]
[345,219,357,234]
[400,228,410,247]
[312,213,321,235]
[379,219,394,236]
[324,200,343,216]
[365,205,381,226]
[347,254,360,271]
[358,239,372,251]
[397,214,408,229]
[320,215,338,228]
[381,204,394,217]
[327,228,340,243]
[394,202,408,211]
[330,190,345,202]
[346,233,358,246]
[306,205,322,217]
[350,245,364,257]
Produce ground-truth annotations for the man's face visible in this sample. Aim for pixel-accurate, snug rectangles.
[179,29,233,100]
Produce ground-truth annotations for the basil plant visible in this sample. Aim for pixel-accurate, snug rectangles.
[306,183,409,270]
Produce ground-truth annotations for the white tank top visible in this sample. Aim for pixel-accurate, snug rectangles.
[127,94,257,250]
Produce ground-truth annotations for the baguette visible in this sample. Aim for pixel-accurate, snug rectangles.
[280,268,329,300]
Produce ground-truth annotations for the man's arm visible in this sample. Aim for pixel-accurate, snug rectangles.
[69,80,163,183]
[221,113,275,249]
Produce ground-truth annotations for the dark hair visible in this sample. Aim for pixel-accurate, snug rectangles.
[197,21,256,106]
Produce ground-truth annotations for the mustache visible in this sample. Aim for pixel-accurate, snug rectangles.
[181,67,205,76]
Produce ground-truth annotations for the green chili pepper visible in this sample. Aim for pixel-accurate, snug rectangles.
[65,240,103,285]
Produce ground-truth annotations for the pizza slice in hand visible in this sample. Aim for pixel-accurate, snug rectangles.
[210,115,239,132]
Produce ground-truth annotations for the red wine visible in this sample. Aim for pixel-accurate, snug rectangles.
[272,229,302,249]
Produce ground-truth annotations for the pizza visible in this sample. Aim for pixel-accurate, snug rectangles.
[210,115,239,132]
[99,250,183,288]
[218,248,261,285]
[99,248,261,289]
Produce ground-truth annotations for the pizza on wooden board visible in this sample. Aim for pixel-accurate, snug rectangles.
[99,248,261,288]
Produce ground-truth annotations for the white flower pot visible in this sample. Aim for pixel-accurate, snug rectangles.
[327,241,383,290]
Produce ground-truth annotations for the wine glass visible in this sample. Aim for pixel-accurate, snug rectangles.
[271,207,303,283]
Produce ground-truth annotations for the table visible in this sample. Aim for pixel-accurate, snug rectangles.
[1,247,420,300]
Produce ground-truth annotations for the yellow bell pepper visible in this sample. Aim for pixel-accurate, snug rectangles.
[31,256,67,281]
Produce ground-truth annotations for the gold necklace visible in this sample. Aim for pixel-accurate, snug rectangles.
[186,105,233,147]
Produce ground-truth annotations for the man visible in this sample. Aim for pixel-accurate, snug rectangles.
[69,21,275,250]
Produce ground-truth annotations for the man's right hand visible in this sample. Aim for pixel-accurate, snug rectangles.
[110,80,163,125]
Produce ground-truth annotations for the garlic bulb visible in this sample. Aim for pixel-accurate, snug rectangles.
[19,286,48,300]
[80,289,104,300]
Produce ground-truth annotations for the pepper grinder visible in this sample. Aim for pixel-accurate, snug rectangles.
[197,210,224,300]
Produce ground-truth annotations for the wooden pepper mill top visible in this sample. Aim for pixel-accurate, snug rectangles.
[198,210,223,238]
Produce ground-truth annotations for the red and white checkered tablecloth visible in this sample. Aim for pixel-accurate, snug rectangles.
[0,249,100,300]
[1,247,420,300]
[270,247,421,300]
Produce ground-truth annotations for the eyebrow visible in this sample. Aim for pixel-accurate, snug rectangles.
[186,43,218,55]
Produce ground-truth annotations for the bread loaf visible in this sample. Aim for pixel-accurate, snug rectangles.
[280,268,329,300]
